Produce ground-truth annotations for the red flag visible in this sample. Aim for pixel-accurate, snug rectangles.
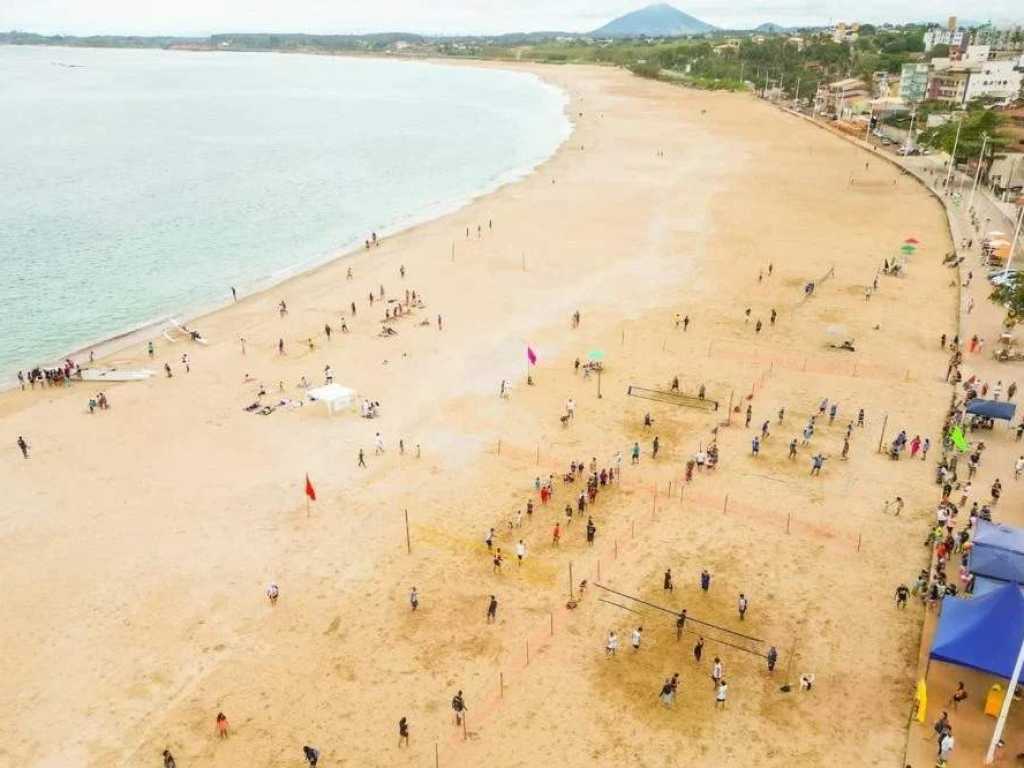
[305,474,316,501]
[527,346,537,365]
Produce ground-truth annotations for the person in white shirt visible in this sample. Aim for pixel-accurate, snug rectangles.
[715,680,728,708]
[266,583,279,604]
[516,540,526,565]
[606,631,619,656]
[939,730,954,761]
[375,432,385,455]
[1015,456,1024,480]
[711,657,724,687]
[409,586,419,611]
[631,626,643,651]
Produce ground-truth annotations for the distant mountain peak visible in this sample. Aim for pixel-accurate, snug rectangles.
[754,22,787,33]
[591,3,717,38]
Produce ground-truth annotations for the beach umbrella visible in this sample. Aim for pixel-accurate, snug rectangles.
[588,349,606,362]
[824,324,848,338]
[901,244,916,255]
[904,237,920,244]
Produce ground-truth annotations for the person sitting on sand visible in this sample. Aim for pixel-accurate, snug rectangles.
[266,583,279,604]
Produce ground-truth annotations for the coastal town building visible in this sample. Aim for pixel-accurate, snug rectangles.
[900,62,930,103]
[830,22,859,45]
[927,66,972,103]
[817,78,869,117]
[923,26,968,53]
[973,24,1024,53]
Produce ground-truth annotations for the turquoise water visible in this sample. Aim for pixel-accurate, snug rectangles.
[0,46,569,378]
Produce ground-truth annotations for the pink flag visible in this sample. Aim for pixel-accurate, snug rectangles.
[527,347,537,365]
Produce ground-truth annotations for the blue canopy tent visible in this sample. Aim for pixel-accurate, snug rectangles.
[973,575,1010,598]
[930,583,1024,679]
[969,521,1024,583]
[966,398,1017,421]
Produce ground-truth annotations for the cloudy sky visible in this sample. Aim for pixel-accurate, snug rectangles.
[2,0,1021,36]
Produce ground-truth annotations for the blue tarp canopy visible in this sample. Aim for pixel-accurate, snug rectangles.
[969,520,1024,582]
[931,583,1024,678]
[966,398,1017,421]
[973,575,1009,598]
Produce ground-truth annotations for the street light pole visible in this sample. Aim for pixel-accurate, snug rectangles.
[1005,205,1024,280]
[968,132,989,211]
[986,632,1024,763]
[944,115,963,191]
[904,108,917,154]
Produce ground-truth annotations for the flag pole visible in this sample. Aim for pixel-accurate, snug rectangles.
[986,631,1024,763]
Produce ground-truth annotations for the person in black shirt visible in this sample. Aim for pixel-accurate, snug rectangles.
[398,717,410,747]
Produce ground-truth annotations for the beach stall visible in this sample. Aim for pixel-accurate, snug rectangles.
[307,383,356,415]
[930,583,1024,678]
[969,521,1024,584]
[965,398,1016,429]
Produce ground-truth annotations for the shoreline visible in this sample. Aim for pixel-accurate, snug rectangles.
[1,50,574,388]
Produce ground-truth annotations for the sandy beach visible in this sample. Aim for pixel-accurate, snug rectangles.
[2,61,961,767]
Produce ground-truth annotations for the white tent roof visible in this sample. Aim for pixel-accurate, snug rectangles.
[307,384,356,413]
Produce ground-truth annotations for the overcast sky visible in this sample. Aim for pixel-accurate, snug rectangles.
[3,0,1022,37]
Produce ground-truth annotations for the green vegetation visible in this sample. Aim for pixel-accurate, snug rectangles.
[920,108,1010,162]
[1,25,934,100]
[991,275,1024,319]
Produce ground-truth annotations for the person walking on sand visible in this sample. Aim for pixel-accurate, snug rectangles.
[410,586,419,611]
[676,610,687,640]
[437,314,443,331]
[922,437,931,460]
[485,527,495,551]
[552,522,561,546]
[711,657,723,688]
[660,677,675,707]
[767,646,778,672]
[398,716,409,748]
[664,568,674,592]
[278,338,285,355]
[451,690,467,725]
[631,442,640,464]
[738,593,749,620]
[857,408,865,427]
[693,636,704,662]
[516,539,526,565]
[700,569,711,593]
[652,435,660,458]
[751,435,760,456]
[586,517,596,545]
[715,680,728,709]
[745,405,752,428]
[492,548,503,574]
[303,746,320,767]
[162,749,177,768]
[810,454,826,476]
[266,583,279,605]
[375,432,385,455]
[606,630,619,657]
[789,438,798,459]
[216,712,229,738]
[631,626,643,651]
[487,595,498,623]
[17,435,29,459]
[358,449,366,468]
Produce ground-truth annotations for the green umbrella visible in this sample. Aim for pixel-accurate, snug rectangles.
[900,244,916,255]
[588,349,605,362]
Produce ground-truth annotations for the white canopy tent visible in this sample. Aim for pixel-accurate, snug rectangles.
[307,384,356,414]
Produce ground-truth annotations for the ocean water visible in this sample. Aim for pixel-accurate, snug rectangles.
[0,46,570,378]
